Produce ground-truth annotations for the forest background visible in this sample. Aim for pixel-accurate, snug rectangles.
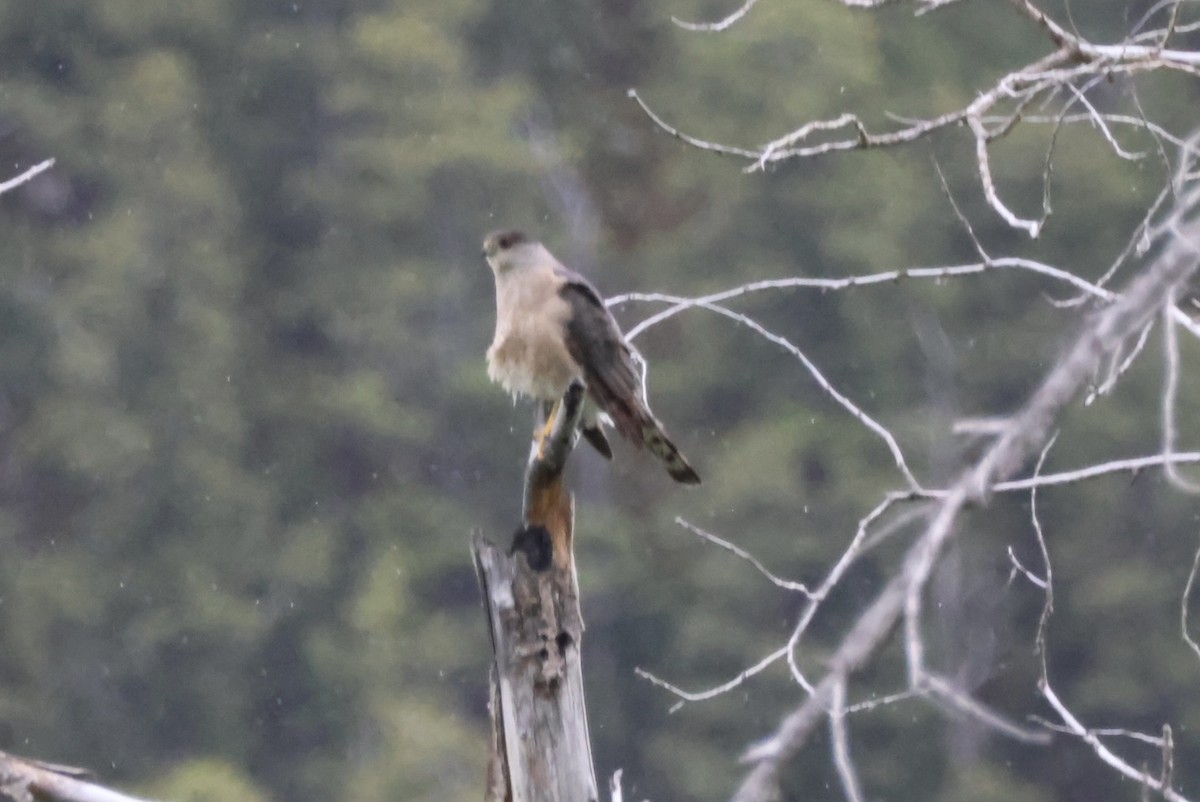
[0,0,1198,800]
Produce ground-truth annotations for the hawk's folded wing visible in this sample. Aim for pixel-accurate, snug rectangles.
[556,272,643,444]
[556,269,701,484]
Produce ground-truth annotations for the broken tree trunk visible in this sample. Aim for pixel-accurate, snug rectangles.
[474,381,599,802]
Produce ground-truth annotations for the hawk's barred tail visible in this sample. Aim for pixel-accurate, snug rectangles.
[642,422,701,485]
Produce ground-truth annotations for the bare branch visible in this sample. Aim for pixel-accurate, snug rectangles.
[614,259,1118,342]
[639,493,928,708]
[844,688,920,713]
[970,113,1043,237]
[670,0,761,32]
[1030,717,1173,745]
[899,441,1052,748]
[648,5,1200,799]
[632,0,1200,234]
[729,143,1200,802]
[0,159,54,196]
[1162,724,1175,792]
[675,517,812,595]
[1086,320,1154,404]
[1182,543,1200,663]
[635,645,790,712]
[1039,683,1192,802]
[1129,0,1191,42]
[932,157,991,262]
[993,451,1200,491]
[829,679,866,802]
[785,494,930,683]
[1063,83,1145,161]
[749,114,872,173]
[1007,545,1048,588]
[0,751,159,802]
[1159,289,1200,492]
[921,673,1051,744]
[625,90,758,159]
[626,298,924,490]
[1028,434,1057,666]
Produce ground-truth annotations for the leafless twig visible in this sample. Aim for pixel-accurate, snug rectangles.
[993,451,1200,491]
[0,159,54,196]
[1160,287,1200,492]
[675,518,812,595]
[727,136,1200,802]
[1039,683,1191,802]
[670,0,761,32]
[828,679,865,802]
[613,258,1200,343]
[624,296,924,490]
[633,0,1200,233]
[1028,435,1056,666]
[1182,543,1200,663]
[638,493,929,707]
[1086,320,1155,404]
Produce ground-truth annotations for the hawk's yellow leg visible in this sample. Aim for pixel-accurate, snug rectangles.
[536,399,560,459]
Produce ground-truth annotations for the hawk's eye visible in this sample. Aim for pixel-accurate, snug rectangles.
[499,234,514,249]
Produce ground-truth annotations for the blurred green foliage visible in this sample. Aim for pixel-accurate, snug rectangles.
[0,0,1198,800]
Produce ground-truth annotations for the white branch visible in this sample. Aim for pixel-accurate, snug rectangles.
[1086,319,1154,403]
[1007,545,1047,588]
[970,114,1043,237]
[1063,84,1145,161]
[1182,543,1200,663]
[0,159,54,196]
[625,297,923,490]
[676,518,812,594]
[613,261,1115,340]
[671,0,761,32]
[844,688,920,713]
[1028,435,1056,665]
[638,494,928,707]
[1160,288,1200,492]
[636,645,790,713]
[729,144,1200,802]
[1030,716,1173,745]
[993,451,1200,491]
[631,0,1200,233]
[1039,683,1191,802]
[829,679,866,802]
[0,751,159,802]
[921,673,1051,744]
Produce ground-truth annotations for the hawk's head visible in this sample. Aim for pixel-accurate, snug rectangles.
[482,229,532,273]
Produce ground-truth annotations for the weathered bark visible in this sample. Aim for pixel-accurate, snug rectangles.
[475,381,599,802]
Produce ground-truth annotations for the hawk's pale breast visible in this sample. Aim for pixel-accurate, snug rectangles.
[487,267,581,402]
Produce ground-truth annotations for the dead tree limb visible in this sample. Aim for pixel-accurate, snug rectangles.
[729,136,1200,802]
[475,381,599,802]
[0,750,160,802]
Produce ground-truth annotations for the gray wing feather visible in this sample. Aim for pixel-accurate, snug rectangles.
[556,273,643,442]
[557,271,700,484]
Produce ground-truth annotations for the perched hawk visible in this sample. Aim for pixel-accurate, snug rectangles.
[483,230,701,485]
